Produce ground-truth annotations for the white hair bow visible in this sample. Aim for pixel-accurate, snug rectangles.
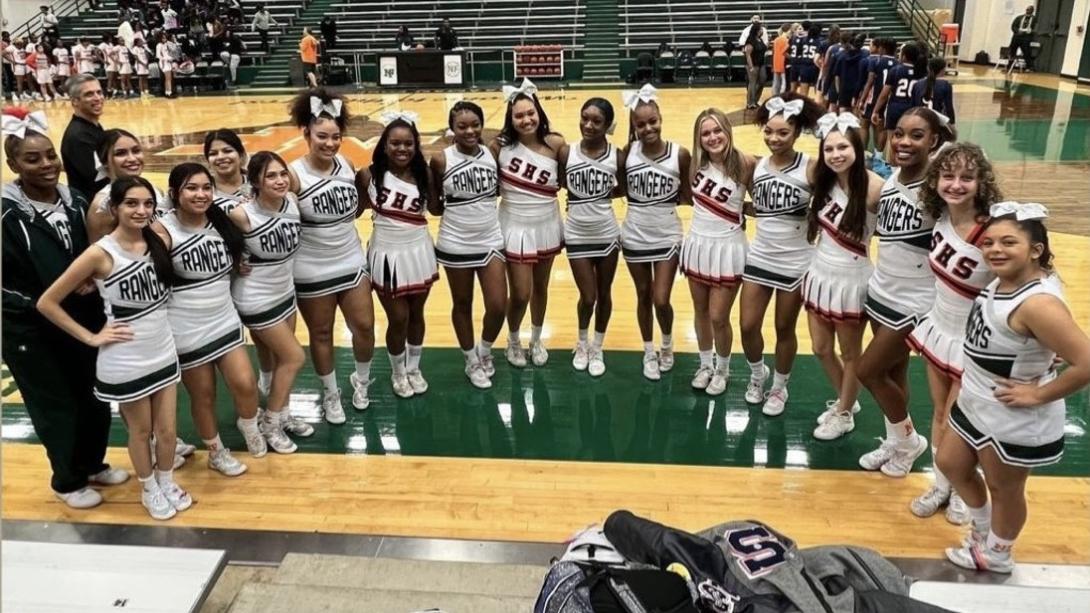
[933,111,951,127]
[380,110,419,126]
[93,151,109,182]
[502,78,538,103]
[1,110,48,139]
[990,201,1049,221]
[764,97,803,121]
[622,83,658,111]
[309,96,343,119]
[816,112,861,138]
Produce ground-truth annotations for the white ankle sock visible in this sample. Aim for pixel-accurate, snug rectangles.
[578,328,588,342]
[406,344,423,371]
[643,342,655,356]
[318,371,338,395]
[932,461,951,491]
[531,325,544,344]
[237,416,259,434]
[699,350,713,368]
[258,370,273,389]
[593,331,605,348]
[388,351,406,376]
[155,469,174,487]
[508,329,521,345]
[464,348,480,365]
[969,501,992,533]
[986,531,1014,554]
[203,435,223,452]
[139,474,157,492]
[887,417,913,443]
[747,359,765,377]
[479,339,494,354]
[771,371,790,390]
[716,354,730,373]
[661,334,673,348]
[354,360,371,382]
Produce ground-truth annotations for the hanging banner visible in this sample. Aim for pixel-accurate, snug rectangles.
[380,56,398,85]
[444,54,463,84]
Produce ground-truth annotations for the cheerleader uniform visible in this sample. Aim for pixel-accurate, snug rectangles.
[864,169,934,330]
[116,45,132,76]
[952,277,1066,466]
[13,45,27,77]
[230,197,301,329]
[563,143,620,259]
[92,234,180,402]
[213,183,251,214]
[497,141,563,263]
[367,172,438,297]
[133,45,150,76]
[621,140,683,263]
[680,164,746,286]
[160,211,244,369]
[289,156,367,297]
[435,144,504,268]
[52,46,71,78]
[34,49,50,85]
[99,42,117,76]
[800,185,877,321]
[75,43,95,74]
[744,153,813,291]
[907,215,994,377]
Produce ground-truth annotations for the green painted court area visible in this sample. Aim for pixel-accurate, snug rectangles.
[3,347,1088,477]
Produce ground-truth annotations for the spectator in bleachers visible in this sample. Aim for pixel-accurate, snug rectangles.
[395,25,415,51]
[320,16,338,50]
[146,3,164,32]
[251,4,277,53]
[737,14,768,48]
[162,1,180,33]
[221,27,243,86]
[771,23,790,96]
[299,27,319,88]
[39,6,60,38]
[225,0,244,22]
[207,15,227,57]
[434,17,459,50]
[117,17,136,49]
[743,24,767,109]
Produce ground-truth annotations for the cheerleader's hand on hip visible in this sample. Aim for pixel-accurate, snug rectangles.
[88,323,134,347]
[994,378,1041,408]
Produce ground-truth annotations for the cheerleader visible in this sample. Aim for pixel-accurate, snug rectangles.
[74,37,96,75]
[132,37,150,97]
[557,98,622,377]
[50,40,71,96]
[356,114,438,397]
[227,151,307,453]
[430,101,507,388]
[858,107,951,477]
[907,143,1001,524]
[151,163,266,476]
[38,176,191,521]
[940,203,1090,573]
[620,84,691,381]
[801,113,883,440]
[204,128,252,212]
[11,38,29,100]
[287,90,375,419]
[98,35,119,98]
[681,108,755,395]
[2,109,126,509]
[30,42,59,102]
[739,93,822,416]
[489,79,565,368]
[156,32,175,98]
[87,129,169,242]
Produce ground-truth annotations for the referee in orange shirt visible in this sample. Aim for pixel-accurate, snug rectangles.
[771,24,791,96]
[299,27,319,88]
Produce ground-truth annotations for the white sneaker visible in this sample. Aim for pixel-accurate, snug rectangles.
[813,411,855,440]
[587,347,606,377]
[171,453,185,470]
[151,437,187,470]
[407,369,429,394]
[690,365,713,389]
[945,542,1015,574]
[175,437,196,457]
[881,433,928,478]
[262,417,298,454]
[465,361,492,389]
[530,341,549,367]
[744,365,769,403]
[479,349,496,377]
[506,342,527,368]
[160,481,193,512]
[910,485,950,518]
[946,491,970,525]
[572,342,589,371]
[659,346,675,372]
[349,372,371,410]
[859,438,896,471]
[141,486,176,520]
[762,388,788,417]
[391,373,414,398]
[706,371,728,395]
[282,415,314,437]
[642,353,661,380]
[322,388,346,424]
[237,419,267,457]
[208,448,248,477]
[816,399,861,425]
[55,486,103,509]
[88,466,130,486]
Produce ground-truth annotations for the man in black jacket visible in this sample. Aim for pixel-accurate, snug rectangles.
[1008,5,1038,72]
[60,74,106,201]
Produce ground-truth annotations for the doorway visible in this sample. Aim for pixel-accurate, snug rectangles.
[1035,0,1074,74]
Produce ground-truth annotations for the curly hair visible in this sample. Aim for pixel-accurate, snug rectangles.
[288,87,349,131]
[752,91,824,135]
[919,142,1002,220]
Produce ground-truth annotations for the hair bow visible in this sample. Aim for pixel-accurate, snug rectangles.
[622,83,658,111]
[93,151,109,182]
[816,112,861,138]
[502,78,538,103]
[1,110,48,139]
[380,110,419,126]
[990,201,1049,221]
[764,97,804,121]
[309,96,343,119]
[933,110,951,127]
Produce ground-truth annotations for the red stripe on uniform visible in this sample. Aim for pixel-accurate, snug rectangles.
[905,334,964,379]
[375,207,427,226]
[929,262,981,299]
[681,266,742,288]
[692,193,742,225]
[500,171,560,197]
[373,273,440,298]
[505,242,564,264]
[818,217,867,257]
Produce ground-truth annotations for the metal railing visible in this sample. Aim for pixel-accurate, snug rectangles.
[7,0,88,42]
[892,0,941,56]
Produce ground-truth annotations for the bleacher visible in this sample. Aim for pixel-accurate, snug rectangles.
[328,0,585,53]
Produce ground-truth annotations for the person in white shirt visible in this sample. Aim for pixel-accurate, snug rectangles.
[39,6,60,38]
[251,4,279,53]
[132,37,150,96]
[51,39,72,97]
[156,31,176,98]
[73,37,96,74]
[162,3,179,32]
[98,34,119,97]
